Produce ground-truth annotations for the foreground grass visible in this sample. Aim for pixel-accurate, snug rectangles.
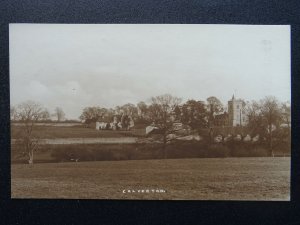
[11,157,290,200]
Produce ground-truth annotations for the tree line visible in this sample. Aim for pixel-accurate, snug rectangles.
[78,94,290,133]
[11,103,66,122]
[78,94,290,158]
[10,94,290,163]
[79,96,223,126]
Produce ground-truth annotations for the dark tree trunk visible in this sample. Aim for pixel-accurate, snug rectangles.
[162,131,167,159]
[269,123,274,157]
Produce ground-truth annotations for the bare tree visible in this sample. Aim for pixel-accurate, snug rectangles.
[14,101,49,164]
[278,101,291,152]
[206,96,223,127]
[137,101,148,119]
[148,94,182,158]
[260,96,282,156]
[281,101,291,129]
[206,96,223,143]
[10,106,17,121]
[246,100,265,137]
[246,97,288,155]
[119,103,137,119]
[54,107,65,122]
[41,109,51,121]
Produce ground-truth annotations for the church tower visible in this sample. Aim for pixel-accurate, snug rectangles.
[228,95,247,126]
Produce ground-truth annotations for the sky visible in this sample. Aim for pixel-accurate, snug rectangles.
[10,24,291,120]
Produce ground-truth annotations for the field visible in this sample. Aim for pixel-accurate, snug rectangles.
[11,125,146,139]
[11,123,291,200]
[11,123,290,164]
[11,157,290,200]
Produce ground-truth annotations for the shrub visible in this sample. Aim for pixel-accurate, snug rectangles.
[207,144,230,158]
[250,146,269,157]
[13,136,287,164]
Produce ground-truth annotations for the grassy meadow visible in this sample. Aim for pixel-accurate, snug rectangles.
[11,124,146,139]
[11,157,290,200]
[11,123,290,164]
[11,124,291,200]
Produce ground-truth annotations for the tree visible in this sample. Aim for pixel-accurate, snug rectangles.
[14,101,49,164]
[114,106,122,115]
[246,100,265,137]
[281,101,291,129]
[260,96,282,155]
[206,96,223,127]
[246,96,283,156]
[121,103,138,117]
[277,102,291,152]
[137,101,148,118]
[148,94,182,158]
[54,107,65,122]
[10,106,17,121]
[173,105,181,121]
[41,109,50,121]
[79,107,107,123]
[181,99,208,132]
[121,114,130,130]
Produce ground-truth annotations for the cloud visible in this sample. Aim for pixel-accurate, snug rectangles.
[28,80,52,99]
[10,24,291,119]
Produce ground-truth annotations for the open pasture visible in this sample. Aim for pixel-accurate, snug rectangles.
[11,157,290,200]
[11,124,146,139]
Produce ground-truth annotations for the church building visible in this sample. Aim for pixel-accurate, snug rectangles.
[227,95,247,126]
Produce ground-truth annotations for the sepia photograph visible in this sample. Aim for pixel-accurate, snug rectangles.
[10,24,291,200]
